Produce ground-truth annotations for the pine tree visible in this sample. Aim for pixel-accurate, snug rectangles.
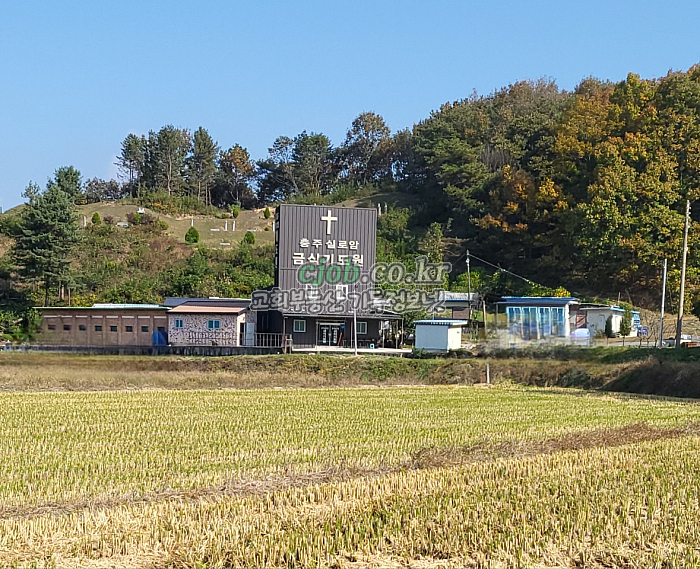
[186,127,219,206]
[12,185,80,306]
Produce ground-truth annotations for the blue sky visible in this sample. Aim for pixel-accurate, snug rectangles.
[1,0,699,211]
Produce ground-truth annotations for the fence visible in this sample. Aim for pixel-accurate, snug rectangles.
[187,331,238,346]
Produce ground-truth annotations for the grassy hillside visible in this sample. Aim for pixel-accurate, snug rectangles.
[0,201,276,310]
[76,202,275,248]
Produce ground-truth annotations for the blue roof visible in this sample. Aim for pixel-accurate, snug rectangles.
[496,296,579,306]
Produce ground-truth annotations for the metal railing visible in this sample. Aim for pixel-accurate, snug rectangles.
[254,333,285,347]
[187,331,238,346]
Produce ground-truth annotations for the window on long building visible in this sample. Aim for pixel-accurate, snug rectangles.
[207,319,220,330]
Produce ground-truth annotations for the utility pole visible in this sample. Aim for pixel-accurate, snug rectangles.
[675,200,691,348]
[353,304,358,356]
[659,258,667,348]
[466,250,472,320]
[353,284,358,356]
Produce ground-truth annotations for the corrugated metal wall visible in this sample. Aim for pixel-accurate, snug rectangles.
[275,204,377,317]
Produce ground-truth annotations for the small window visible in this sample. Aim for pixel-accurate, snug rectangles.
[174,318,183,329]
[141,326,149,333]
[293,319,306,333]
[157,326,165,333]
[125,326,133,332]
[94,325,102,332]
[63,324,71,331]
[110,325,117,332]
[47,324,56,331]
[357,321,367,335]
[78,325,86,331]
[207,319,220,330]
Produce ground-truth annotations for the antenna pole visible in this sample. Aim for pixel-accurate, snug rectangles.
[659,258,667,348]
[675,200,691,348]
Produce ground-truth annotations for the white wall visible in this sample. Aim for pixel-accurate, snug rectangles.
[586,310,629,337]
[447,327,462,350]
[416,324,463,353]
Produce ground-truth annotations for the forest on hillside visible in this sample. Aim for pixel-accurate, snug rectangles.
[4,65,700,338]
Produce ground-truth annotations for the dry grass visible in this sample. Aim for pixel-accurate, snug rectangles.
[2,356,700,566]
[3,385,698,509]
[2,435,700,567]
[0,352,617,391]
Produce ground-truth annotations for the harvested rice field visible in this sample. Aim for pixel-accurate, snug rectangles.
[1,359,700,566]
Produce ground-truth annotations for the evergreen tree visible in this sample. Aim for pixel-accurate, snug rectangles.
[117,134,147,185]
[185,226,200,244]
[620,308,632,337]
[154,125,191,195]
[604,316,614,339]
[12,184,80,306]
[186,127,219,206]
[47,166,82,201]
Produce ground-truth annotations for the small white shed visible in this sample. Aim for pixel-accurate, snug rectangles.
[414,319,468,353]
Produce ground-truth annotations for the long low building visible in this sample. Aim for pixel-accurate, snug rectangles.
[37,297,402,352]
[39,304,170,348]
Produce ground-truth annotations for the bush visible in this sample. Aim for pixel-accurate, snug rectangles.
[605,315,614,338]
[231,205,240,219]
[243,231,255,245]
[620,308,632,337]
[158,220,169,231]
[263,207,271,219]
[103,215,114,225]
[91,212,101,225]
[185,226,200,244]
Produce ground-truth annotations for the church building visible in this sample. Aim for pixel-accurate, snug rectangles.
[254,204,402,348]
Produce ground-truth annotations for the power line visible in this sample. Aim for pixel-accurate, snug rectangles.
[466,252,538,287]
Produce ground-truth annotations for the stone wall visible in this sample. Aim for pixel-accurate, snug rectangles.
[168,312,246,346]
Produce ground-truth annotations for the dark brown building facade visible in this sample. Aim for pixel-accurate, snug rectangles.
[261,204,400,347]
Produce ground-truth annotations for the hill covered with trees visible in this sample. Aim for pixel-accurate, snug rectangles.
[4,64,700,339]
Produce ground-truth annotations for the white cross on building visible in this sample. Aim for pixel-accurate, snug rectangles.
[321,209,338,234]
